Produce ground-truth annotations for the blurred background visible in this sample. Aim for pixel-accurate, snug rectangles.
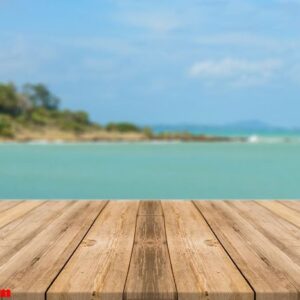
[0,0,300,199]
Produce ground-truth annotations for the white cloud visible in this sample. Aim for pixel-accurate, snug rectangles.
[188,58,282,87]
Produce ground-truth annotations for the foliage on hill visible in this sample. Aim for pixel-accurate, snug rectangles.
[0,82,233,142]
[0,82,149,139]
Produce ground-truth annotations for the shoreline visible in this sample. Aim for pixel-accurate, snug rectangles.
[1,129,298,144]
[0,129,246,143]
[0,137,246,144]
[0,137,297,144]
[0,140,246,145]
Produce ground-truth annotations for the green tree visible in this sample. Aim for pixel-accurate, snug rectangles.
[72,111,90,124]
[0,115,14,137]
[143,127,153,138]
[0,83,22,116]
[23,83,60,110]
[106,122,141,133]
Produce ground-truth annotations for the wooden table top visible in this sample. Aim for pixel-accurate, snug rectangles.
[0,200,299,300]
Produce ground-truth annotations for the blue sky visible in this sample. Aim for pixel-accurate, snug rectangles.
[0,0,300,126]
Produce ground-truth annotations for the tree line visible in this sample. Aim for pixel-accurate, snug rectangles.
[0,82,60,116]
[0,82,151,137]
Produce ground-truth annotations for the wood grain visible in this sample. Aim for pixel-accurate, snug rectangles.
[138,200,163,216]
[240,201,300,261]
[195,201,300,300]
[0,200,299,300]
[258,201,300,227]
[0,201,24,212]
[163,201,253,300]
[0,201,44,229]
[0,200,107,300]
[48,201,139,300]
[0,201,72,263]
[280,200,300,213]
[124,201,176,300]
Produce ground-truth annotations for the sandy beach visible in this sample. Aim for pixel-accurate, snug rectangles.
[0,127,242,143]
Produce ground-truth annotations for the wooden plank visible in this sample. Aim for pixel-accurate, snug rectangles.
[195,201,300,300]
[125,201,177,300]
[230,201,300,271]
[280,200,300,214]
[0,201,24,212]
[0,201,73,261]
[0,201,44,229]
[257,201,300,228]
[0,199,299,299]
[48,201,139,300]
[134,215,166,244]
[138,200,163,216]
[163,201,253,300]
[0,200,107,300]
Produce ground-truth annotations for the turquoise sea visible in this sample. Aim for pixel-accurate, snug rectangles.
[0,142,300,199]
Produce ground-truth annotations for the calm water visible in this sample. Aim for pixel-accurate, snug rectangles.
[0,142,300,199]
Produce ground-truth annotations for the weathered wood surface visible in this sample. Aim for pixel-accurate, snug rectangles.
[280,200,300,213]
[163,201,253,300]
[0,200,299,300]
[0,201,25,213]
[194,201,300,300]
[0,201,107,300]
[258,200,300,227]
[0,201,44,229]
[48,201,139,300]
[124,201,176,300]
